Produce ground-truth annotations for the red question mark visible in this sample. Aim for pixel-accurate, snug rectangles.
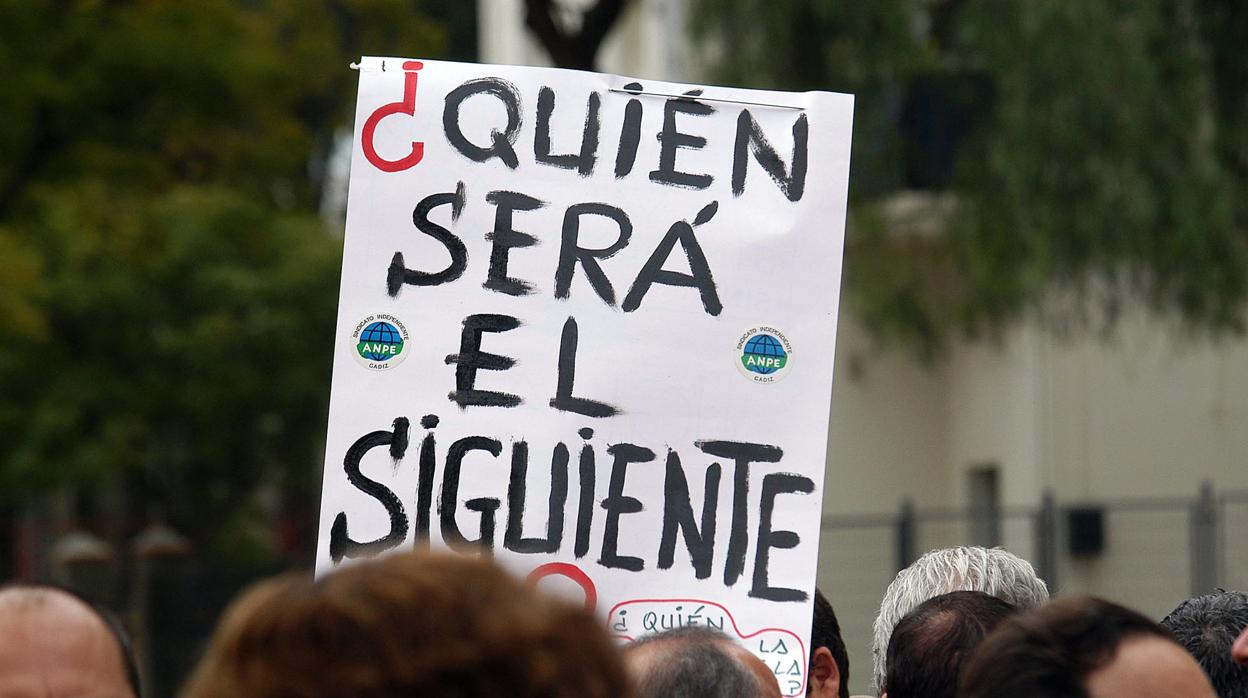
[526,563,598,612]
[361,61,425,172]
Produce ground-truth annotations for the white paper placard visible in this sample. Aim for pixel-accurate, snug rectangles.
[316,57,853,696]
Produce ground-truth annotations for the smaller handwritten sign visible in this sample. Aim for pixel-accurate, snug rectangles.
[609,598,808,695]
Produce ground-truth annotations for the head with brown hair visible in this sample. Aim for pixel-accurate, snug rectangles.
[181,551,631,698]
[960,595,1215,698]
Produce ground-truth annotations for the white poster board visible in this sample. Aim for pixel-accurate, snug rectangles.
[317,56,853,696]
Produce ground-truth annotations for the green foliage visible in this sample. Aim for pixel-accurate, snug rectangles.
[688,0,925,197]
[0,0,448,212]
[0,187,339,508]
[950,1,1243,335]
[0,1,454,547]
[691,0,1248,351]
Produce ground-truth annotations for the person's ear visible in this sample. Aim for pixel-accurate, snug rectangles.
[1233,626,1248,665]
[808,646,841,698]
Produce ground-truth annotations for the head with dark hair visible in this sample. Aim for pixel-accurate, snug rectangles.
[961,595,1216,698]
[626,626,780,698]
[809,588,849,698]
[183,550,628,698]
[1162,591,1248,698]
[0,583,140,698]
[882,590,1016,698]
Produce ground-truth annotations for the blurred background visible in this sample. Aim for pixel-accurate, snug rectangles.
[2,1,1246,695]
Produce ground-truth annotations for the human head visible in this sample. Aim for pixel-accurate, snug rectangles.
[1235,626,1248,665]
[182,550,629,698]
[0,584,140,698]
[1162,591,1248,697]
[870,545,1048,693]
[960,595,1216,698]
[809,588,849,698]
[882,590,1017,698]
[625,626,781,698]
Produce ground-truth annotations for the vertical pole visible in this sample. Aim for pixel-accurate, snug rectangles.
[897,499,916,573]
[1190,481,1218,596]
[1034,490,1059,592]
[131,553,153,698]
[987,498,1002,549]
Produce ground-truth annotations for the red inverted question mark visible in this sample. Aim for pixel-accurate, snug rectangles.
[361,61,425,172]
[526,563,598,612]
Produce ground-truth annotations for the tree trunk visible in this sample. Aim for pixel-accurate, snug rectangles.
[523,0,630,71]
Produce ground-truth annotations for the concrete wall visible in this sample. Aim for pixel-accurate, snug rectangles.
[936,312,1248,506]
[824,315,951,515]
[824,313,1248,694]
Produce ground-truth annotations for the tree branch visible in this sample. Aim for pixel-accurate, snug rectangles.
[579,0,629,57]
[523,0,573,66]
[523,0,631,70]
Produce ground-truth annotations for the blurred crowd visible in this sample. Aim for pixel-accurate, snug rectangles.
[1,545,1245,697]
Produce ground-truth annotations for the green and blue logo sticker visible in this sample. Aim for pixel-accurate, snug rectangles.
[736,325,793,383]
[351,314,410,370]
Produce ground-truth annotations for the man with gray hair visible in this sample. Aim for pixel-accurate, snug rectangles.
[869,546,1048,694]
[624,626,782,698]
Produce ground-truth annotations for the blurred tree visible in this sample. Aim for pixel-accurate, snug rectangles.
[691,0,1248,353]
[0,0,456,559]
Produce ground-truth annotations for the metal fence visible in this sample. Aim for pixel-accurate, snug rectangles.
[815,482,1248,696]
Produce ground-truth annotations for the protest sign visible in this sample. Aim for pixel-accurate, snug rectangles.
[316,56,853,695]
